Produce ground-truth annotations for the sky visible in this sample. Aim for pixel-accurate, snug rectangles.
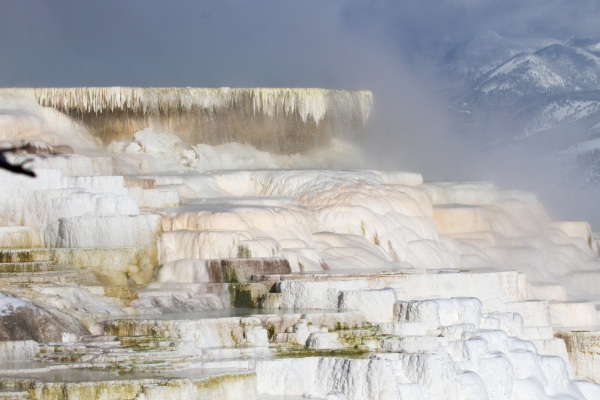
[2,1,599,88]
[0,1,461,176]
[2,0,600,221]
[0,1,377,88]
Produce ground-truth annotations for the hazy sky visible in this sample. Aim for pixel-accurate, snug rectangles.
[0,1,375,88]
[2,1,600,222]
[2,1,599,88]
[346,0,600,59]
[0,1,457,173]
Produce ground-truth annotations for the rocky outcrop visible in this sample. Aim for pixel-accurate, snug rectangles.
[0,293,89,342]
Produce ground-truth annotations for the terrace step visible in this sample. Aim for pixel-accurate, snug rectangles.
[0,247,146,266]
[80,335,118,342]
[0,261,58,273]
[0,391,29,400]
[0,369,258,399]
[0,269,97,284]
[0,227,42,249]
[0,249,54,263]
[0,246,149,286]
[155,258,291,283]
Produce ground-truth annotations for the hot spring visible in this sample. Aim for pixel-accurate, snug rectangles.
[0,87,599,400]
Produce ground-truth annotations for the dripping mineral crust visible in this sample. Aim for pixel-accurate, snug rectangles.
[0,87,373,154]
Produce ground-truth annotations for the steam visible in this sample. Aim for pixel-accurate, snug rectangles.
[342,1,600,227]
[2,0,600,226]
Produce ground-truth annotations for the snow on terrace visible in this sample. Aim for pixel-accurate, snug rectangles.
[0,89,599,399]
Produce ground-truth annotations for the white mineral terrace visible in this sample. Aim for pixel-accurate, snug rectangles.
[0,87,373,155]
[26,87,372,123]
[0,89,599,399]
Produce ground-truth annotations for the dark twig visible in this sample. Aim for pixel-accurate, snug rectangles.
[0,144,36,177]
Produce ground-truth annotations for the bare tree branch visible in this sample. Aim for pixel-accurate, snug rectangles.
[0,145,36,177]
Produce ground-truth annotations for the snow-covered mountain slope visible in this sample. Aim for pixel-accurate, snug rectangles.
[523,96,600,140]
[473,44,600,101]
[442,31,561,82]
[447,34,600,150]
[567,37,600,57]
[440,33,600,229]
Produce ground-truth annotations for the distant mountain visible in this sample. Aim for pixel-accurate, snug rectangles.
[446,34,600,151]
[566,37,600,57]
[473,44,600,100]
[441,33,600,226]
[442,31,560,82]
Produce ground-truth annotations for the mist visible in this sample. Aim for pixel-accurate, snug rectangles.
[2,1,600,225]
[3,3,600,388]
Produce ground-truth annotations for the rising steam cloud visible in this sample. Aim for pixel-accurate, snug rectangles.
[2,1,600,224]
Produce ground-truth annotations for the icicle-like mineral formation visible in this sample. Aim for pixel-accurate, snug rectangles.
[0,87,373,154]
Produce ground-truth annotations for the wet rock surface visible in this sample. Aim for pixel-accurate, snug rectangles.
[0,297,89,342]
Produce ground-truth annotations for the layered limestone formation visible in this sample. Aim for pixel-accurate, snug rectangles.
[0,88,599,399]
[0,87,373,154]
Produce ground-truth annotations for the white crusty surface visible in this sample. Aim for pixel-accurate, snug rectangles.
[0,92,599,398]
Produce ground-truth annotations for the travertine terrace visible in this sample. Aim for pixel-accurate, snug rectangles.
[0,88,599,399]
[0,87,372,154]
